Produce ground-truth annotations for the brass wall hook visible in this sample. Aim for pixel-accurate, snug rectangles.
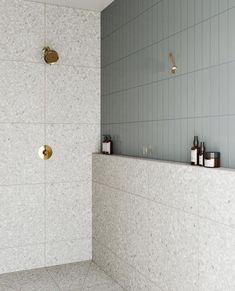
[43,47,59,64]
[38,145,53,160]
[169,52,177,74]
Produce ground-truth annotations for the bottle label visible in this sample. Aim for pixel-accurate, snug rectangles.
[106,142,111,154]
[191,149,198,164]
[199,155,203,166]
[204,159,215,168]
[102,142,107,153]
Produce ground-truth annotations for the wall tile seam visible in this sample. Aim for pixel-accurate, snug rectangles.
[45,237,92,244]
[101,0,163,41]
[0,237,92,252]
[101,4,233,65]
[0,180,93,187]
[101,113,235,125]
[92,181,198,217]
[0,58,100,70]
[43,2,47,267]
[0,242,45,252]
[93,238,164,291]
[93,180,235,231]
[101,58,235,97]
[0,122,101,125]
[41,1,102,14]
[24,0,100,14]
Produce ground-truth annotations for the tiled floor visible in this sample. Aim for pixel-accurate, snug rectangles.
[0,261,124,291]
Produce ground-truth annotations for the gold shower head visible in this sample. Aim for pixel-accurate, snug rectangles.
[43,47,59,64]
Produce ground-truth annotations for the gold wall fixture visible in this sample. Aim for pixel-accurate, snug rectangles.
[169,52,177,74]
[38,145,53,160]
[42,47,59,64]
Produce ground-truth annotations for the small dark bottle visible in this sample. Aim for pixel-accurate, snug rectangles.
[191,136,200,165]
[102,135,113,155]
[199,142,205,166]
[106,135,113,155]
[102,135,108,154]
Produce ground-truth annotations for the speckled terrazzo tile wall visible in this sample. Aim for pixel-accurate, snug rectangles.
[101,0,235,168]
[92,154,235,291]
[0,0,100,274]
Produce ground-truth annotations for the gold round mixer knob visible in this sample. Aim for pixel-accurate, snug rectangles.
[38,145,53,160]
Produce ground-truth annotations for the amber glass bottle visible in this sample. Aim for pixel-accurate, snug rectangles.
[191,136,200,165]
[199,142,205,166]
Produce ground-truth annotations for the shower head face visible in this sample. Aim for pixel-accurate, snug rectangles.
[43,47,59,64]
[171,65,177,74]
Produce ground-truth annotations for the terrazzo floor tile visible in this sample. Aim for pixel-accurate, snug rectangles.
[0,261,124,291]
[0,267,60,291]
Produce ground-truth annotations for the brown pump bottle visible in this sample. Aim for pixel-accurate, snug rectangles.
[191,136,200,165]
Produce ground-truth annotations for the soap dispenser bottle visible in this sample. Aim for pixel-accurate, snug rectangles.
[102,135,108,154]
[102,135,113,155]
[191,136,200,165]
[199,142,205,166]
[106,135,113,155]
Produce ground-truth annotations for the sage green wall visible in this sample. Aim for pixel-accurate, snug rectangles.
[101,0,235,168]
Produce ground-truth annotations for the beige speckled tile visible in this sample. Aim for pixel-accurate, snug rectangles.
[0,61,44,123]
[0,267,59,291]
[93,239,161,291]
[199,218,235,291]
[46,182,91,243]
[0,124,44,185]
[46,5,100,67]
[0,0,44,63]
[46,124,100,184]
[93,182,198,291]
[92,155,148,197]
[83,263,114,288]
[46,261,91,290]
[198,168,235,228]
[46,65,100,124]
[46,239,92,267]
[148,161,199,214]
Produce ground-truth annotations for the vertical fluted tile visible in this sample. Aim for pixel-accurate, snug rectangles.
[101,0,235,163]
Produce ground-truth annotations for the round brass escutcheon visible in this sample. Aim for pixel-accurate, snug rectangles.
[43,47,59,65]
[38,145,53,160]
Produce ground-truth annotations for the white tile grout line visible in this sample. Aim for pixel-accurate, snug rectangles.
[25,0,102,14]
[0,122,100,125]
[43,3,47,267]
[0,236,91,252]
[0,57,100,70]
[0,180,91,187]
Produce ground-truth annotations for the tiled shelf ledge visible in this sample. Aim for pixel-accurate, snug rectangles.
[93,153,235,173]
